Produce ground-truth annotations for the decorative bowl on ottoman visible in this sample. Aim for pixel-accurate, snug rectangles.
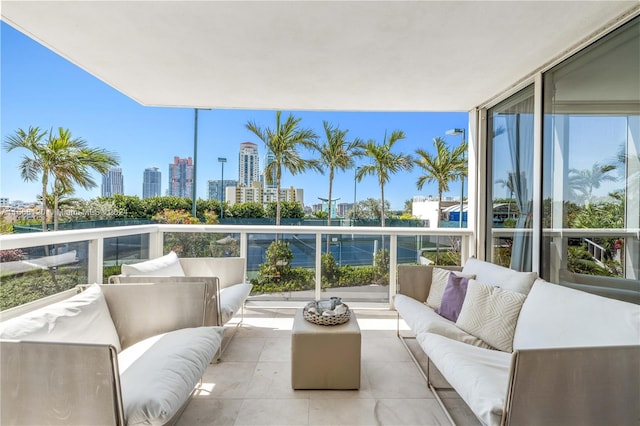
[303,297,350,326]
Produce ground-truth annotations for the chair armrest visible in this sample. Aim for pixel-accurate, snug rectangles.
[397,265,462,303]
[96,281,218,349]
[503,345,640,426]
[0,340,123,425]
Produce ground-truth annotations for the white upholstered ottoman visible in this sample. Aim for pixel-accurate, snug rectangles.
[291,309,361,390]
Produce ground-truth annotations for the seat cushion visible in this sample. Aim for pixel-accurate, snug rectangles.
[394,294,491,348]
[121,251,185,277]
[219,283,253,324]
[418,332,512,426]
[461,257,537,295]
[0,284,121,352]
[118,326,224,426]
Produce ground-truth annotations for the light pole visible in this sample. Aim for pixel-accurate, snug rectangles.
[353,167,360,224]
[218,157,227,219]
[446,128,466,228]
[192,109,199,218]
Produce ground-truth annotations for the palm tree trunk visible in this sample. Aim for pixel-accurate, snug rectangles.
[380,184,386,228]
[54,194,59,232]
[276,168,282,226]
[326,170,334,253]
[436,189,443,264]
[41,179,48,232]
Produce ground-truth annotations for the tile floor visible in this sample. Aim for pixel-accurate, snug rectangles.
[177,307,480,426]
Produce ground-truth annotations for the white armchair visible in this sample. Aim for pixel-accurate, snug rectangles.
[109,252,252,327]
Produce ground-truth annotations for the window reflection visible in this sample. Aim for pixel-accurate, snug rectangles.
[542,17,639,301]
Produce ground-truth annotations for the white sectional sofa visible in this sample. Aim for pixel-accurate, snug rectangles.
[110,252,253,326]
[395,258,640,426]
[0,282,223,426]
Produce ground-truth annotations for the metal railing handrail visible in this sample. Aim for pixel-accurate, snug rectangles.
[0,224,473,250]
[0,224,473,306]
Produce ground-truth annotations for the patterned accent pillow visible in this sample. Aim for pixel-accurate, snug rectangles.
[456,279,527,352]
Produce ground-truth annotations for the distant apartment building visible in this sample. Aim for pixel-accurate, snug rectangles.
[101,167,124,197]
[168,157,193,199]
[226,182,304,207]
[208,179,238,202]
[0,197,8,206]
[337,202,354,217]
[238,142,259,187]
[142,167,162,198]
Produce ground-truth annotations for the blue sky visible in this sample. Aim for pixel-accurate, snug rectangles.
[1,22,468,211]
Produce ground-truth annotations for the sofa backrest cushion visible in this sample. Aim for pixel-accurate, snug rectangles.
[461,257,537,295]
[0,284,121,352]
[121,251,185,277]
[513,278,640,349]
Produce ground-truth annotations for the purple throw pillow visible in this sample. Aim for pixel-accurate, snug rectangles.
[436,273,470,322]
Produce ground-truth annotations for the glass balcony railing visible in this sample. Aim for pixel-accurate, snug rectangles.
[0,224,473,310]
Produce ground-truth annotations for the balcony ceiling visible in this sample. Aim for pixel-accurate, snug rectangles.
[2,1,637,112]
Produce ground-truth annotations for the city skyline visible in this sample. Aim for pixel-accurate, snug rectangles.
[1,22,468,210]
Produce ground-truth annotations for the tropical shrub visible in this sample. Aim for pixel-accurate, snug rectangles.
[0,267,86,310]
[152,209,220,257]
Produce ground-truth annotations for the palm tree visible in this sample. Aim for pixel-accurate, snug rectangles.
[313,121,364,251]
[569,162,617,205]
[414,137,467,226]
[246,111,319,225]
[4,127,50,231]
[357,130,413,227]
[37,183,81,229]
[496,172,518,218]
[4,127,119,232]
[46,128,119,230]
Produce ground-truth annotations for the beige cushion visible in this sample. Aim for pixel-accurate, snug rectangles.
[461,257,537,295]
[456,279,526,352]
[425,267,451,309]
[121,251,185,277]
[118,326,224,425]
[426,268,475,310]
[0,284,122,352]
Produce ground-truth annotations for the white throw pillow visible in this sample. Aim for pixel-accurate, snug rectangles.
[425,268,475,310]
[0,284,121,352]
[425,267,451,309]
[219,283,253,324]
[461,257,537,295]
[118,326,224,426]
[456,279,527,352]
[121,251,185,277]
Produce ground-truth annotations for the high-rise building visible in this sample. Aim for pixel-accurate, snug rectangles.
[208,179,238,201]
[238,142,259,187]
[168,156,194,199]
[142,167,162,198]
[101,167,124,197]
[262,151,276,188]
